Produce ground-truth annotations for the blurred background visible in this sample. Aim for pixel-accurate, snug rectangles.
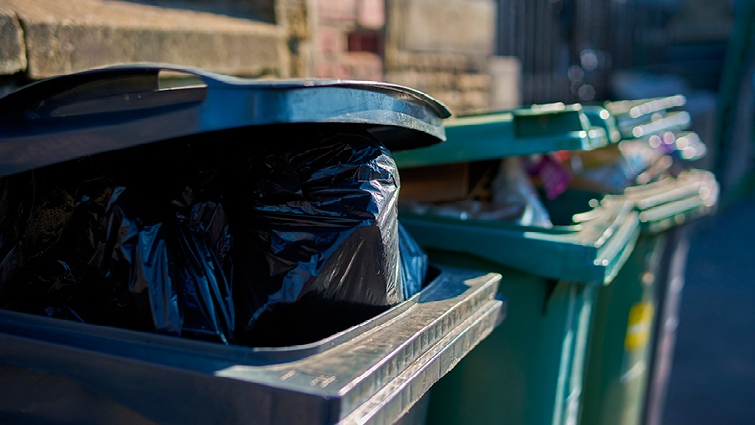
[0,0,752,423]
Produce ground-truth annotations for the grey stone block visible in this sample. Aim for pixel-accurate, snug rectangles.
[489,56,521,110]
[393,0,495,55]
[5,0,287,79]
[0,6,27,75]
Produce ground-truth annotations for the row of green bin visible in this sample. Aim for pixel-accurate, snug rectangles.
[392,97,717,425]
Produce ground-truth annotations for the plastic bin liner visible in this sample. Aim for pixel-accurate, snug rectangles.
[0,125,427,346]
[398,221,427,300]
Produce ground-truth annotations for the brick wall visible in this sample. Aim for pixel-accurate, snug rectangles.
[384,51,493,115]
[0,0,520,116]
[313,0,385,81]
[310,0,516,115]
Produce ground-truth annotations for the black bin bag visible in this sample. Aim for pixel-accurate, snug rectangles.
[0,124,428,346]
[0,64,451,347]
[223,126,412,345]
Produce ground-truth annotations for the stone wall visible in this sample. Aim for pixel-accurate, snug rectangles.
[0,0,290,80]
[0,0,521,116]
[308,0,521,115]
[381,0,519,115]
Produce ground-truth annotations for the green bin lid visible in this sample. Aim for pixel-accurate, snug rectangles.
[617,110,692,139]
[624,170,719,233]
[602,96,691,140]
[393,103,609,169]
[604,95,686,118]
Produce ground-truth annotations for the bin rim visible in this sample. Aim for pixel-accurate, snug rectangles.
[0,63,452,118]
[399,197,641,285]
[0,267,504,425]
[0,266,498,364]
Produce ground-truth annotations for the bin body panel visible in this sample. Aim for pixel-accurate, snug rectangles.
[580,234,666,425]
[422,251,595,425]
[0,363,160,425]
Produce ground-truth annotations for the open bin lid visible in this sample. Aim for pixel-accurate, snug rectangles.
[0,267,503,425]
[0,64,451,176]
[602,96,691,140]
[392,103,609,168]
[624,169,719,234]
[617,110,691,139]
[400,197,640,285]
[604,95,686,118]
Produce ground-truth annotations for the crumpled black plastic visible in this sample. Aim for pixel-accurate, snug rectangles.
[398,222,427,300]
[0,124,428,346]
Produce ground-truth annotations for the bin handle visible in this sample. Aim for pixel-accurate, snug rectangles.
[0,63,451,119]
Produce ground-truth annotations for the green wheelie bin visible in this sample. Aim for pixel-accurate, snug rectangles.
[392,104,640,425]
[579,97,718,425]
[579,171,718,425]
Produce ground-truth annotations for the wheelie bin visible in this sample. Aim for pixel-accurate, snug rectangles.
[392,104,640,425]
[579,171,718,425]
[0,64,507,425]
[578,97,718,425]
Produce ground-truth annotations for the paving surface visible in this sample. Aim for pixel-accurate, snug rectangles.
[663,194,755,424]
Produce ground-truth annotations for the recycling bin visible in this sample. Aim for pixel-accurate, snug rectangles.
[399,197,638,425]
[0,64,507,425]
[392,104,640,425]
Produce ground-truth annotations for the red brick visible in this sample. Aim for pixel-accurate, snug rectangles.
[348,30,383,54]
[316,52,383,81]
[357,0,384,29]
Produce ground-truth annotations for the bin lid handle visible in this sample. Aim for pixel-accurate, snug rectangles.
[0,63,452,176]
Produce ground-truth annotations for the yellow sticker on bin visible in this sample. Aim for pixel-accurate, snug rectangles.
[625,302,654,351]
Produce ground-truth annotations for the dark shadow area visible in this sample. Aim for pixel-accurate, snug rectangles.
[242,293,392,347]
[417,266,474,304]
[116,0,275,23]
[248,265,442,347]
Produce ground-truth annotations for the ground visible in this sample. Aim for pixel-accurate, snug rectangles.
[664,194,755,424]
